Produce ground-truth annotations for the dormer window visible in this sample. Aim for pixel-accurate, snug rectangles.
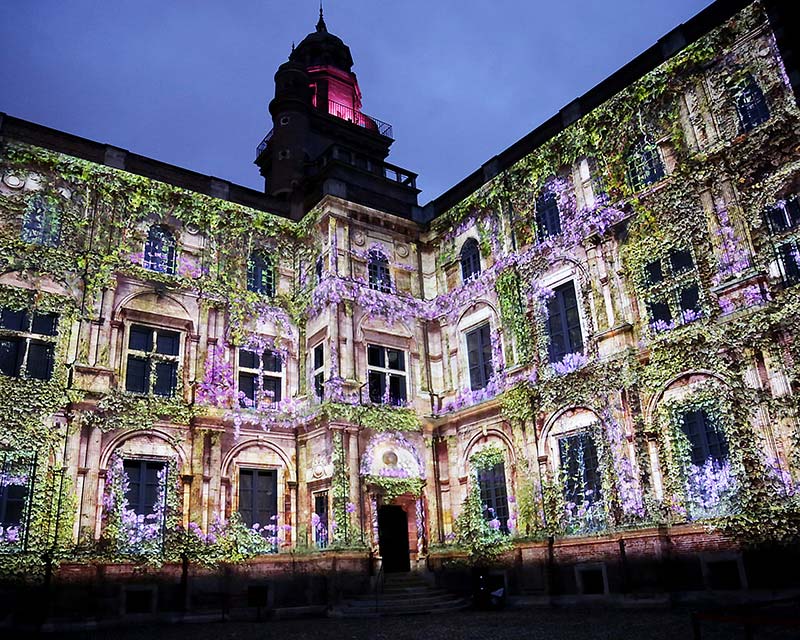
[248,252,275,297]
[626,138,665,191]
[535,189,561,241]
[367,249,391,293]
[734,74,770,132]
[143,225,176,275]
[460,238,481,283]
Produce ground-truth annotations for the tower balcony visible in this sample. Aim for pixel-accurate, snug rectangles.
[323,100,393,139]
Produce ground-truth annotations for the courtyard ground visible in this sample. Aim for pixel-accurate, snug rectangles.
[49,605,800,640]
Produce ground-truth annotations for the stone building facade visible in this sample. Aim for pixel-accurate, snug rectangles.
[1,0,800,612]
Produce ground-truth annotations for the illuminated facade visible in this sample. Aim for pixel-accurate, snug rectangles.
[0,0,799,618]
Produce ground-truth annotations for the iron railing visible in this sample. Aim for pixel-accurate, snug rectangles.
[255,129,274,160]
[325,100,393,138]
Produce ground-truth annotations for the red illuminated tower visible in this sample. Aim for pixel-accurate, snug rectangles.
[255,7,419,220]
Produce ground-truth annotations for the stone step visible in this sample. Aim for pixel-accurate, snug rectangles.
[345,592,460,607]
[334,598,469,618]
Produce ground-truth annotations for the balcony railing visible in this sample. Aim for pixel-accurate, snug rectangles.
[325,100,393,139]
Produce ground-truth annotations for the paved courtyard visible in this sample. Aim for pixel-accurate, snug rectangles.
[51,606,799,640]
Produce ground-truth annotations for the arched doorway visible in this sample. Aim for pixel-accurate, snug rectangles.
[378,504,410,572]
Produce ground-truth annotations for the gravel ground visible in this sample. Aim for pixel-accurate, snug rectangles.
[49,606,800,640]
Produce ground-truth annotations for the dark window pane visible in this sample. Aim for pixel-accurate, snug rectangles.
[767,205,789,232]
[262,351,282,373]
[314,372,325,400]
[315,256,323,283]
[154,362,177,397]
[239,469,277,528]
[262,375,282,403]
[460,238,481,282]
[125,356,150,394]
[26,341,54,380]
[388,374,406,405]
[467,323,493,391]
[648,300,672,325]
[124,460,164,516]
[536,190,561,241]
[143,226,176,275]
[0,309,27,332]
[239,372,257,407]
[368,370,385,403]
[239,349,259,370]
[627,138,664,189]
[645,260,664,285]
[21,195,61,247]
[368,250,391,292]
[31,312,58,336]
[669,249,694,274]
[155,330,179,356]
[681,410,728,466]
[477,462,510,533]
[387,348,405,372]
[0,338,22,377]
[0,482,27,526]
[779,243,800,285]
[559,433,602,506]
[367,345,385,368]
[247,253,275,296]
[787,197,800,228]
[313,344,324,370]
[129,326,152,352]
[680,285,700,312]
[735,76,770,132]
[547,282,583,362]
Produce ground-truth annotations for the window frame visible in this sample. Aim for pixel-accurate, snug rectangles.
[312,343,325,401]
[247,251,276,297]
[238,467,278,531]
[765,194,800,287]
[312,490,329,548]
[641,248,702,330]
[535,188,562,242]
[21,193,61,248]
[465,322,493,391]
[122,458,166,517]
[680,409,729,467]
[366,344,407,405]
[626,137,666,191]
[546,281,584,363]
[734,74,770,133]
[367,249,392,293]
[123,324,182,397]
[142,225,177,275]
[477,462,510,534]
[0,307,58,381]
[459,238,482,283]
[237,345,285,409]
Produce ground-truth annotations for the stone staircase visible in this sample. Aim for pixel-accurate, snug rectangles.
[333,572,469,617]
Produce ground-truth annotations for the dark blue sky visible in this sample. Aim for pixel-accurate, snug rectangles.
[1,0,713,203]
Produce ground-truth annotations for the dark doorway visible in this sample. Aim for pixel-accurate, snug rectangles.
[378,505,410,572]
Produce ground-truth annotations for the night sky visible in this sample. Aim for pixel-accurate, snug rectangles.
[1,0,714,203]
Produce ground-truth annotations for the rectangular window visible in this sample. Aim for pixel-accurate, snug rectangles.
[312,344,325,400]
[125,325,180,397]
[238,347,284,409]
[123,459,165,516]
[681,410,728,466]
[466,323,493,391]
[367,344,407,405]
[0,307,58,380]
[641,248,701,330]
[558,432,602,506]
[546,282,583,363]
[477,462,509,533]
[239,468,278,528]
[313,491,329,548]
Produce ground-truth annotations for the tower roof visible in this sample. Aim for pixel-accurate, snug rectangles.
[289,6,354,71]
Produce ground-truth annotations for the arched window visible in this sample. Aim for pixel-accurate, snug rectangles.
[247,252,275,296]
[143,225,176,275]
[626,138,665,191]
[680,409,728,467]
[21,194,61,247]
[535,189,561,241]
[734,74,770,132]
[460,238,481,282]
[367,249,391,293]
[477,462,510,533]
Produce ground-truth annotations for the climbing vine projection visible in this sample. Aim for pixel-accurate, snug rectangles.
[0,1,799,567]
